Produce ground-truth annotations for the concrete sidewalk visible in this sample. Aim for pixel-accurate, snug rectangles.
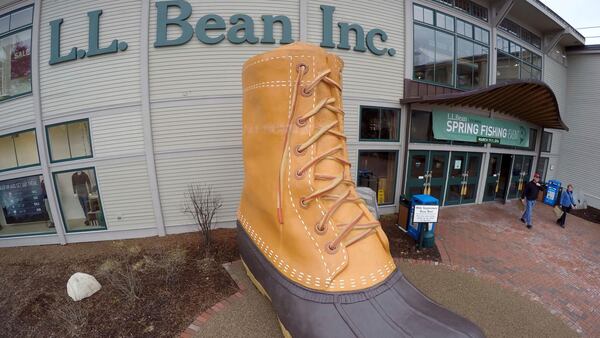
[192,260,577,338]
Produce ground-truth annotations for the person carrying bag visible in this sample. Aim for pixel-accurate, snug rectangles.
[556,184,576,228]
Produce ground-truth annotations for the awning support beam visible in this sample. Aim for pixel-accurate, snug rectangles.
[492,0,515,27]
[543,29,567,54]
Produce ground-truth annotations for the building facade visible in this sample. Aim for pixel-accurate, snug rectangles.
[0,0,589,247]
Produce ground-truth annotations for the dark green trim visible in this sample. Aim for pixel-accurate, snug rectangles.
[0,4,33,39]
[52,166,107,233]
[356,149,400,206]
[0,128,40,173]
[358,105,401,142]
[45,118,93,163]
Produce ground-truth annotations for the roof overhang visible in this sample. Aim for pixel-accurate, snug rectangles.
[401,79,568,131]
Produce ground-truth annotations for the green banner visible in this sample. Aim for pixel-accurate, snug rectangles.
[432,111,530,147]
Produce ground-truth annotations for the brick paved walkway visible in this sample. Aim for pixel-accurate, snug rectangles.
[436,201,600,337]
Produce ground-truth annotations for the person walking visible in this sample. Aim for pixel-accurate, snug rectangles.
[520,173,542,229]
[557,184,576,228]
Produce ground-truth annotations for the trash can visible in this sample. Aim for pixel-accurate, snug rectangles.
[544,179,562,206]
[407,194,439,249]
[397,196,411,230]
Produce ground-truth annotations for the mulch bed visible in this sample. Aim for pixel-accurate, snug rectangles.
[0,229,239,338]
[570,206,600,224]
[380,214,442,262]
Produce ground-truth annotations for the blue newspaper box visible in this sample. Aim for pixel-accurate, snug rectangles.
[407,195,439,248]
[544,180,561,206]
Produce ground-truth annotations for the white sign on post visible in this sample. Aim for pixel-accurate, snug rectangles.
[413,205,439,223]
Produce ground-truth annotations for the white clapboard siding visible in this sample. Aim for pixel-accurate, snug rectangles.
[91,108,145,158]
[558,53,600,208]
[151,99,242,154]
[544,55,567,117]
[0,95,35,131]
[155,147,244,227]
[39,0,142,116]
[306,0,405,101]
[148,0,300,102]
[95,159,156,230]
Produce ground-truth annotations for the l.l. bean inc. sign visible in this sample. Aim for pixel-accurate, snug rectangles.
[49,0,397,65]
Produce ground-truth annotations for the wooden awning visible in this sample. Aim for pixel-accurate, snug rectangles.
[401,79,568,131]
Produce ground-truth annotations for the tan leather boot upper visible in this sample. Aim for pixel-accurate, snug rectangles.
[238,43,395,292]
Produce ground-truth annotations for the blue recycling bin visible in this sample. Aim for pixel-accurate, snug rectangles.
[407,194,439,248]
[544,179,561,206]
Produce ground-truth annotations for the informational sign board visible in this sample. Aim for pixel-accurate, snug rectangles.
[432,110,529,148]
[0,175,46,224]
[413,205,439,223]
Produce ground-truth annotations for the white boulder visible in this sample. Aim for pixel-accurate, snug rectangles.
[67,272,102,301]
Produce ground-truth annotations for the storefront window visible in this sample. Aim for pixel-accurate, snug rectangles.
[53,168,106,232]
[541,131,552,152]
[0,175,56,237]
[359,106,400,141]
[413,5,488,89]
[0,6,33,101]
[357,151,398,205]
[47,120,93,162]
[496,36,542,82]
[0,129,39,171]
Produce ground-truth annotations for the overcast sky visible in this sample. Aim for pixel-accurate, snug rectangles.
[541,0,600,45]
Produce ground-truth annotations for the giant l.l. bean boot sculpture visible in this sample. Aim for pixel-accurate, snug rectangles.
[237,43,485,338]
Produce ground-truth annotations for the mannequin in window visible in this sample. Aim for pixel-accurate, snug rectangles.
[72,171,92,226]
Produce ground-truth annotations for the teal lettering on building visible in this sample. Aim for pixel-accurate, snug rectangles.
[50,1,396,65]
[432,110,530,148]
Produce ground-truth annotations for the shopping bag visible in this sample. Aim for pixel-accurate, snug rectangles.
[553,205,564,218]
[518,199,525,212]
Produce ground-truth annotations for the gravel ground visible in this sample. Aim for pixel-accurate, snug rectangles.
[195,260,577,338]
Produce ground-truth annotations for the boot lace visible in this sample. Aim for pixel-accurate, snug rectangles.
[276,63,379,254]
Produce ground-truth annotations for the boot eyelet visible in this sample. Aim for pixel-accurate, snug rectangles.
[295,144,306,156]
[314,223,327,235]
[295,169,305,180]
[296,63,309,74]
[300,197,309,208]
[301,87,314,97]
[296,117,307,127]
[325,242,339,254]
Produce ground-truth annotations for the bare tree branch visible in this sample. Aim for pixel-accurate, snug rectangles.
[183,184,223,256]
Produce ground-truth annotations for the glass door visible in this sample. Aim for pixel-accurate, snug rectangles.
[444,152,482,205]
[508,155,524,199]
[428,151,449,202]
[483,153,502,201]
[405,150,449,202]
[445,152,466,206]
[405,150,429,199]
[462,153,482,204]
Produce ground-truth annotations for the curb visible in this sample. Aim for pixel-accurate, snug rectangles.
[179,262,247,338]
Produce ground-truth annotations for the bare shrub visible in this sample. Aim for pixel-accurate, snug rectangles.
[52,301,87,337]
[149,247,187,288]
[183,184,223,256]
[96,243,146,301]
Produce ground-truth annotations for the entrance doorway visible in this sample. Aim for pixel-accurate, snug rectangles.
[507,155,533,199]
[444,152,482,205]
[405,150,449,202]
[483,153,511,201]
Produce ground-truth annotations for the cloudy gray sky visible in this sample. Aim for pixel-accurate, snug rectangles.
[541,0,600,45]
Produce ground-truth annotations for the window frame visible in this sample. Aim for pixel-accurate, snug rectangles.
[0,127,40,173]
[0,4,34,103]
[413,4,490,90]
[536,157,550,182]
[45,118,94,163]
[541,131,552,153]
[496,36,542,82]
[52,166,107,233]
[356,149,400,206]
[359,106,401,142]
